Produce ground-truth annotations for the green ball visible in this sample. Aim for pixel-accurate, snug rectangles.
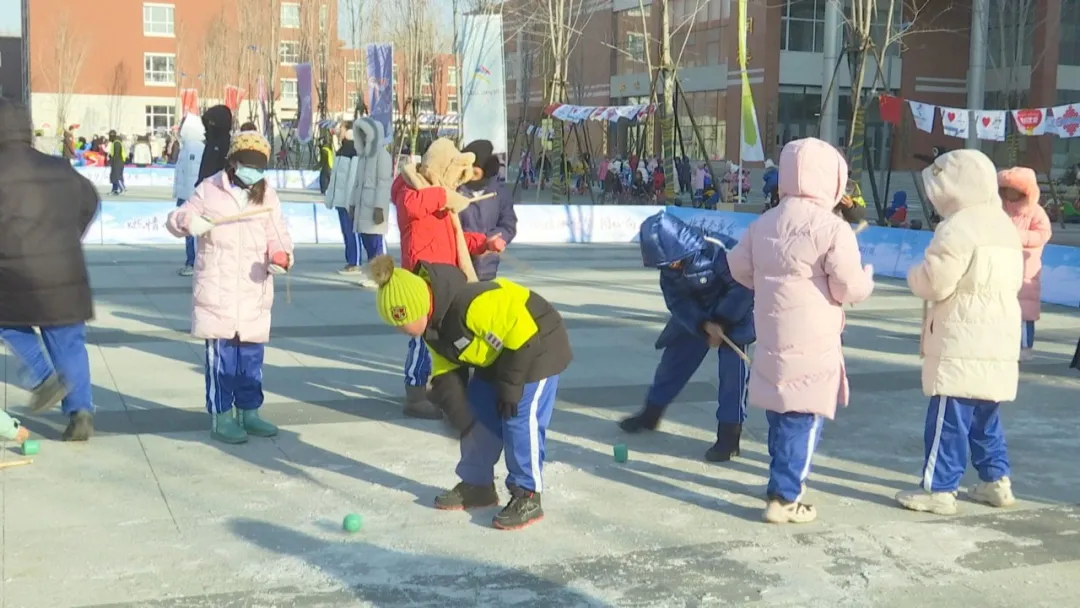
[613,443,628,463]
[342,513,362,533]
[21,440,39,456]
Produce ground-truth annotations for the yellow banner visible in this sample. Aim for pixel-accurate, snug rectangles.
[738,0,764,162]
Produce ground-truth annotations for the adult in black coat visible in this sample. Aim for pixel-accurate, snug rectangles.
[197,105,233,186]
[0,99,100,441]
[108,130,125,194]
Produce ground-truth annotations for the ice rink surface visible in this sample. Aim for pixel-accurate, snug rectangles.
[4,243,1080,607]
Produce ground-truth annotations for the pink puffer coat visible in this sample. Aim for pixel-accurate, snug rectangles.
[728,138,874,419]
[166,172,294,343]
[998,167,1051,321]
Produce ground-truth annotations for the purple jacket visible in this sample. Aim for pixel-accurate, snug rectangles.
[457,180,518,280]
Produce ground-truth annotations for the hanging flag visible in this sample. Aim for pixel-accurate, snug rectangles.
[1011,108,1047,136]
[1051,104,1080,139]
[940,106,969,139]
[295,63,313,143]
[460,14,509,154]
[737,0,764,162]
[364,44,394,145]
[180,89,199,116]
[224,86,245,114]
[878,95,902,125]
[974,110,1006,142]
[908,100,936,133]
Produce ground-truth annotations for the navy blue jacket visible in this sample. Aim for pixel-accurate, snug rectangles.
[639,212,755,348]
[457,180,519,280]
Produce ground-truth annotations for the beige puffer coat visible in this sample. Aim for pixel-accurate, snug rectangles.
[909,150,1023,403]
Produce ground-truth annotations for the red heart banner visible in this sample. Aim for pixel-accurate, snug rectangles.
[947,112,956,121]
[982,116,991,127]
[1014,109,1044,134]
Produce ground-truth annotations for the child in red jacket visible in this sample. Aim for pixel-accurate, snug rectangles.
[391,138,502,418]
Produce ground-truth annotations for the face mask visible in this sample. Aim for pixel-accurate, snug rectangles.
[234,164,265,187]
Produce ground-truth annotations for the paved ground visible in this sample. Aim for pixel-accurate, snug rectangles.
[5,244,1080,607]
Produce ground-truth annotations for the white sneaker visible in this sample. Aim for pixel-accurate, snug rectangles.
[968,477,1015,507]
[763,499,817,524]
[337,265,362,275]
[1019,348,1034,362]
[357,277,378,288]
[895,488,958,515]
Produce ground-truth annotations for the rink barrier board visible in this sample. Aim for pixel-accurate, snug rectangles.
[82,203,1080,309]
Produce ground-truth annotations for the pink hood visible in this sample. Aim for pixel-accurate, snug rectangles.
[727,138,873,419]
[998,166,1052,320]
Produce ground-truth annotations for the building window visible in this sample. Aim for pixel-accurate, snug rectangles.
[347,61,363,82]
[417,97,435,113]
[281,3,301,28]
[422,65,434,84]
[627,32,646,63]
[448,95,458,113]
[143,3,174,37]
[279,41,300,65]
[145,105,176,132]
[781,0,899,55]
[144,53,176,86]
[1062,3,1080,66]
[280,78,298,100]
[448,66,457,86]
[319,4,329,31]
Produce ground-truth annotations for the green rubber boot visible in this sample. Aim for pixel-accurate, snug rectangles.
[211,410,248,444]
[237,408,278,438]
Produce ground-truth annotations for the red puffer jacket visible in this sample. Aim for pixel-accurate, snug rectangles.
[391,174,488,270]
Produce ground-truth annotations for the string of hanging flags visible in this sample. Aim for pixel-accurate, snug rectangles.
[876,94,1080,141]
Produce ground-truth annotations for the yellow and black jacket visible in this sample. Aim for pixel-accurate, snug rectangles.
[415,261,573,430]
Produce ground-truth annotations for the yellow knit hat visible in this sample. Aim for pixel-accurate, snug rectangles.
[228,132,272,169]
[369,256,432,327]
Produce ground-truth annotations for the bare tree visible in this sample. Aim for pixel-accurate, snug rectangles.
[985,0,1045,167]
[106,62,130,130]
[342,0,369,116]
[200,10,232,109]
[46,10,88,132]
[387,0,441,153]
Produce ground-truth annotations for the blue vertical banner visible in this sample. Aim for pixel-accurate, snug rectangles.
[460,15,508,154]
[295,62,314,143]
[365,43,394,145]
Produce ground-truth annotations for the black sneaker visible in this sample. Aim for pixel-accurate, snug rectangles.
[704,423,741,462]
[618,408,663,433]
[62,411,94,442]
[433,482,499,511]
[29,373,67,412]
[493,486,544,530]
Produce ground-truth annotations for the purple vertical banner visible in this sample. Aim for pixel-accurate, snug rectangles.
[295,62,313,143]
[365,43,394,145]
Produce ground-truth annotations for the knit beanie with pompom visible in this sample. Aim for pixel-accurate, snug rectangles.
[369,256,432,327]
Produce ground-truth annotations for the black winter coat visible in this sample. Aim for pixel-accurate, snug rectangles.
[197,105,233,186]
[0,101,99,326]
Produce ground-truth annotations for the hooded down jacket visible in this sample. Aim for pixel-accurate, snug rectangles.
[998,166,1051,321]
[324,118,392,235]
[727,138,874,419]
[173,114,206,200]
[639,211,755,348]
[910,150,1022,402]
[166,172,294,343]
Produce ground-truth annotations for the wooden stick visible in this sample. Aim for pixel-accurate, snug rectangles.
[469,192,498,203]
[853,220,869,234]
[919,300,929,358]
[210,207,274,225]
[0,458,33,469]
[719,333,752,364]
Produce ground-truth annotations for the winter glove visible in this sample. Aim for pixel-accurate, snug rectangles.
[442,188,472,213]
[188,215,215,237]
[497,397,519,419]
[702,321,727,348]
[487,234,507,253]
[430,369,473,433]
[268,252,294,275]
[372,207,385,225]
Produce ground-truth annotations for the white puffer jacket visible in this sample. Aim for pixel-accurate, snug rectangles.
[908,149,1023,403]
[173,115,206,200]
[323,118,390,235]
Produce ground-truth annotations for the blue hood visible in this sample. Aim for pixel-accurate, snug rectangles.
[639,212,706,267]
[888,191,907,210]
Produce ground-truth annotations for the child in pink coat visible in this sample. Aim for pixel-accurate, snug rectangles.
[166,133,295,444]
[728,138,875,524]
[998,167,1052,361]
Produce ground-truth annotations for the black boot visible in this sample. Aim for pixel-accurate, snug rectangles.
[618,407,663,433]
[434,482,499,511]
[704,423,741,462]
[62,411,94,442]
[493,485,544,530]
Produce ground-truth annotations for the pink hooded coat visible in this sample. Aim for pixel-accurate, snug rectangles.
[166,172,294,343]
[728,138,874,419]
[998,167,1051,321]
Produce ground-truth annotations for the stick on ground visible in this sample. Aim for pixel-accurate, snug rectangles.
[0,458,33,469]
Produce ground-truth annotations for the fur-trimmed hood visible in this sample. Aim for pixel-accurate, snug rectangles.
[998,166,1040,216]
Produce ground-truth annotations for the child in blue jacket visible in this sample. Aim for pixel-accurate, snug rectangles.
[620,211,756,462]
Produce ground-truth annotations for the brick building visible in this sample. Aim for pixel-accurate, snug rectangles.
[504,0,1078,172]
[27,0,359,138]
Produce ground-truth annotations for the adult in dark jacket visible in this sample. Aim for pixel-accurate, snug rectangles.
[458,140,517,281]
[197,105,233,186]
[108,130,125,194]
[0,99,100,441]
[620,212,755,462]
